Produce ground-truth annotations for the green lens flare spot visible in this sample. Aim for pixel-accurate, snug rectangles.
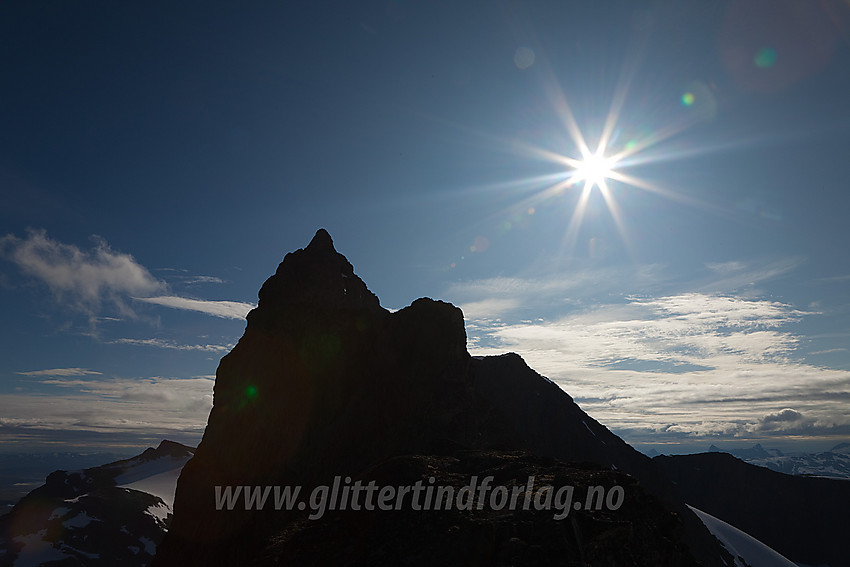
[245,385,258,400]
[681,92,695,107]
[754,47,777,69]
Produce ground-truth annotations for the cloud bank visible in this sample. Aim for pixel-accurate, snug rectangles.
[0,375,214,449]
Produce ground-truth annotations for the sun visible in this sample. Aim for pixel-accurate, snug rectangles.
[467,39,720,260]
[571,146,619,192]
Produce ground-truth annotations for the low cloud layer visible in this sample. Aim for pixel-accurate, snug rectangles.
[0,375,214,449]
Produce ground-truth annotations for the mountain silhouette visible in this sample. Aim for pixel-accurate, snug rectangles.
[154,229,730,566]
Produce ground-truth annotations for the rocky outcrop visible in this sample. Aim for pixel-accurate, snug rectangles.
[155,230,729,566]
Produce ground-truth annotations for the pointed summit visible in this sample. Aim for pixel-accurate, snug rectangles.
[251,229,382,329]
[306,228,335,252]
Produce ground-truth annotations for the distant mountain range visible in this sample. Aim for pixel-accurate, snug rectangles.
[0,451,136,514]
[0,441,193,567]
[707,442,850,479]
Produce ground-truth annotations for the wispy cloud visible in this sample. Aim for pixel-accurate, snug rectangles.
[697,257,804,293]
[447,265,667,323]
[0,229,163,317]
[17,368,103,377]
[178,275,226,285]
[1,230,253,321]
[156,272,227,285]
[460,298,521,320]
[133,296,255,319]
[810,347,848,355]
[112,338,233,352]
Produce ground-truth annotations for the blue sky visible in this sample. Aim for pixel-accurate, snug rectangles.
[1,1,849,454]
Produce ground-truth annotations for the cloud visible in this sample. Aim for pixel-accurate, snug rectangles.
[447,258,805,324]
[696,257,804,294]
[763,408,804,423]
[460,298,520,320]
[17,368,103,377]
[1,230,254,322]
[133,296,255,319]
[756,408,819,433]
[705,261,748,274]
[156,272,227,285]
[0,229,163,316]
[112,337,233,352]
[179,275,226,285]
[810,347,847,355]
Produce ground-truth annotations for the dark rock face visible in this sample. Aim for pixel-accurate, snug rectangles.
[155,230,728,566]
[655,452,850,567]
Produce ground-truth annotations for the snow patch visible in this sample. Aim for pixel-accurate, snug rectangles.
[114,453,191,486]
[11,529,67,567]
[48,507,70,520]
[62,511,97,529]
[118,462,186,508]
[63,494,87,503]
[138,536,157,555]
[146,501,171,526]
[688,505,797,567]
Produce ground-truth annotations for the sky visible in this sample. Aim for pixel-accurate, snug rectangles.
[1,1,849,455]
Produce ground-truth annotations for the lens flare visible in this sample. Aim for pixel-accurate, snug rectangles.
[754,47,778,69]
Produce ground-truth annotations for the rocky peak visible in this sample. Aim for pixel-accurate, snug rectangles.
[252,229,382,325]
[155,230,728,567]
[305,227,334,252]
[138,439,195,461]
